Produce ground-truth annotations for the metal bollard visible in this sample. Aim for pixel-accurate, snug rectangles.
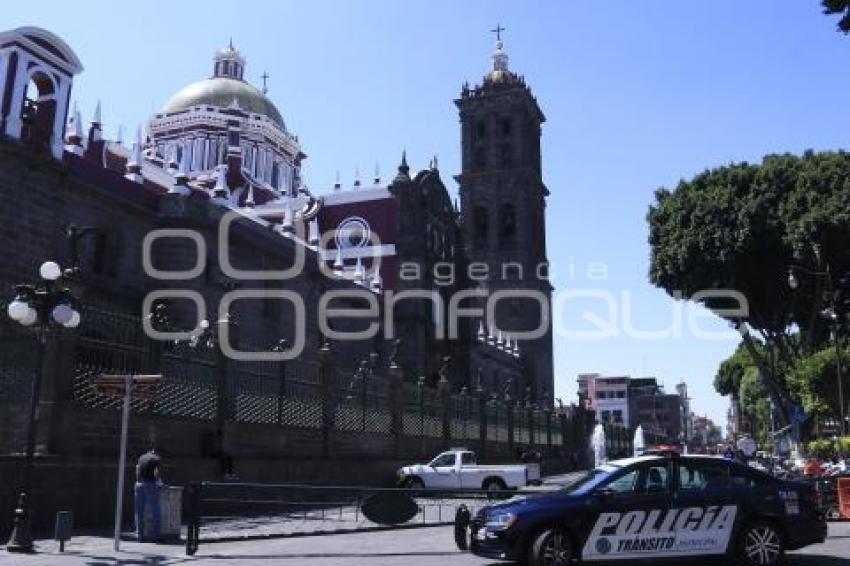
[54,511,73,552]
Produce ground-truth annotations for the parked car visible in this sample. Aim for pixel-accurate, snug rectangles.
[457,453,827,565]
[397,449,541,490]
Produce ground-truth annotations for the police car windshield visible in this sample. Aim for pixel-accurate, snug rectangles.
[560,456,664,494]
[559,464,620,494]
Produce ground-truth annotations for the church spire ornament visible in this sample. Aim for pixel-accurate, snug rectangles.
[89,100,102,143]
[486,23,511,84]
[212,164,229,199]
[125,125,144,183]
[64,102,84,155]
[394,149,410,182]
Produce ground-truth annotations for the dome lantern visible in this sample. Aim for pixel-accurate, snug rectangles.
[213,39,246,80]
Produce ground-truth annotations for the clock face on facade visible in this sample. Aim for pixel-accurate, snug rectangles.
[335,216,371,250]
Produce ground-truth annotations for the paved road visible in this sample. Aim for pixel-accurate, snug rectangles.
[3,522,850,566]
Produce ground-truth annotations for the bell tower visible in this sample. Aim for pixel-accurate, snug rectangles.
[455,28,553,404]
[0,27,83,159]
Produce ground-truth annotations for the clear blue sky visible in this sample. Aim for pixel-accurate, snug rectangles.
[7,1,850,427]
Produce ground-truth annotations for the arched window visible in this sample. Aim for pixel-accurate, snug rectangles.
[20,70,57,149]
[474,206,489,247]
[499,203,516,249]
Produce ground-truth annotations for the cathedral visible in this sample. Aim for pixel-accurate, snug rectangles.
[0,24,581,535]
[0,24,553,402]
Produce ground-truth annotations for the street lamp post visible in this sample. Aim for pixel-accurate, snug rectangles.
[5,261,81,553]
[272,339,290,425]
[346,354,377,433]
[831,327,846,436]
[417,375,426,454]
[460,386,469,440]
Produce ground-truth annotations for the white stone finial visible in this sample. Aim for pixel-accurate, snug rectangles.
[373,162,380,185]
[370,269,383,292]
[334,170,341,191]
[169,149,191,194]
[212,164,229,198]
[244,184,255,208]
[354,256,365,283]
[353,166,361,188]
[308,219,320,246]
[64,101,84,154]
[477,321,486,342]
[333,248,344,273]
[92,100,102,126]
[281,204,294,233]
[125,125,144,183]
[89,100,102,143]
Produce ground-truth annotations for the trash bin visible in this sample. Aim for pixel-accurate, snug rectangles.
[838,476,850,520]
[142,485,182,541]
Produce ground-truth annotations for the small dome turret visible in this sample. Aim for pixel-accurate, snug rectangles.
[214,40,246,80]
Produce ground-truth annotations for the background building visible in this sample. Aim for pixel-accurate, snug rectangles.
[578,373,686,442]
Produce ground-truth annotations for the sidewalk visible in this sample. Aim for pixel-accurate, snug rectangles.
[1,526,475,566]
[4,519,850,566]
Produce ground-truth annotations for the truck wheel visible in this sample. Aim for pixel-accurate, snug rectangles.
[529,527,572,566]
[736,520,784,566]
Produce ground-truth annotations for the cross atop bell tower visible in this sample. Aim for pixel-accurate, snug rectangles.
[491,23,505,42]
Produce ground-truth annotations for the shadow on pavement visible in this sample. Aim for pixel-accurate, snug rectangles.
[786,557,850,565]
[200,551,462,560]
[83,554,175,566]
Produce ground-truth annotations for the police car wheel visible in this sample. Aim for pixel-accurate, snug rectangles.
[529,527,573,566]
[737,521,784,566]
[406,478,424,489]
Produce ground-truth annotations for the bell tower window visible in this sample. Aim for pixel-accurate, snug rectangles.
[20,71,57,150]
[498,203,516,249]
[500,117,512,136]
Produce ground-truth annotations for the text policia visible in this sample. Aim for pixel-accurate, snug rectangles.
[582,505,737,559]
[139,218,550,360]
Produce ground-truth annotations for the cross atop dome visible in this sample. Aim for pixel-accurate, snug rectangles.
[213,40,246,80]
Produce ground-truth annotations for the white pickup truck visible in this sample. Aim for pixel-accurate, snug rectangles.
[397,449,541,490]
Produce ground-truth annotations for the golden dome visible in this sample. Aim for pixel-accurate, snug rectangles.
[161,77,285,129]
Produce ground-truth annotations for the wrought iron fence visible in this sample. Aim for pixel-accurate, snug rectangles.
[1,304,600,460]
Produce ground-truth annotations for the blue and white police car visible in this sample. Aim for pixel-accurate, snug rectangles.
[457,453,826,565]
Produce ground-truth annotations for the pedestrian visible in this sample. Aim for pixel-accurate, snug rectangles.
[134,446,162,542]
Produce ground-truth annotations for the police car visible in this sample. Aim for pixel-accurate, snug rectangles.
[457,453,826,565]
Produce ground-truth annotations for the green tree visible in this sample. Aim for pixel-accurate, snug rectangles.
[789,345,846,417]
[649,151,850,424]
[823,0,850,34]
